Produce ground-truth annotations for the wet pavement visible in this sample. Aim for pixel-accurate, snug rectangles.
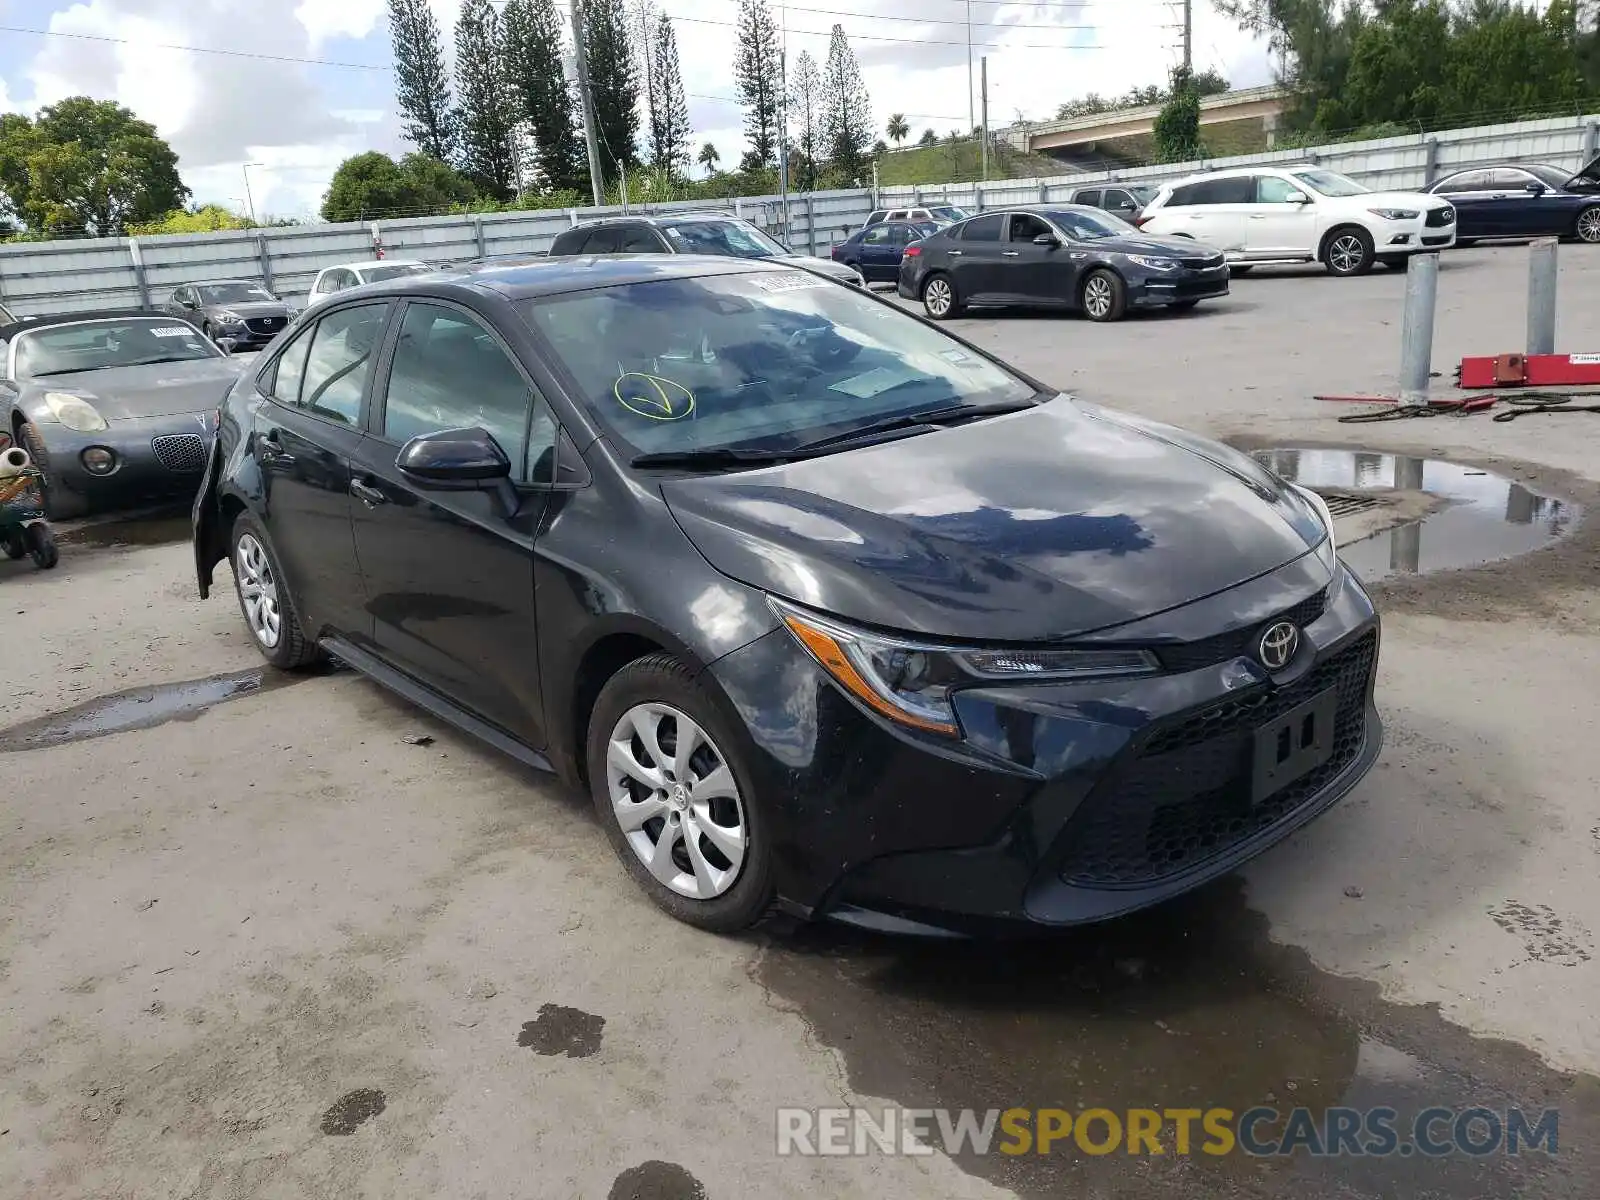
[757,880,1600,1199]
[56,509,192,550]
[1256,449,1579,583]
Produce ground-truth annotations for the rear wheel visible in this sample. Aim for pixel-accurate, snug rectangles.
[18,421,87,521]
[1080,269,1127,322]
[1576,206,1600,244]
[230,513,322,669]
[1323,226,1374,276]
[921,273,962,320]
[587,654,775,932]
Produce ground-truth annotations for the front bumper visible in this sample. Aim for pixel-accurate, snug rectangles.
[44,413,216,512]
[1129,266,1231,307]
[1376,212,1456,251]
[710,556,1381,936]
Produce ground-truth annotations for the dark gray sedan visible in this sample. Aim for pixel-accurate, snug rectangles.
[0,311,241,518]
[164,280,295,349]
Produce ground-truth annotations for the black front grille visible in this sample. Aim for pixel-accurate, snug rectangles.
[1426,206,1455,227]
[1153,588,1329,673]
[1057,631,1376,887]
[1422,235,1453,246]
[151,432,207,473]
[1182,253,1226,270]
[246,315,286,335]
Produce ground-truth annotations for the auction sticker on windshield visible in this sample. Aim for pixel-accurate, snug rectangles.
[151,326,198,337]
[749,273,831,294]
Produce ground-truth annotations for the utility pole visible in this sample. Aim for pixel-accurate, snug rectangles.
[980,57,989,181]
[241,162,260,225]
[777,2,790,239]
[571,0,606,206]
[1182,0,1193,74]
[966,0,975,136]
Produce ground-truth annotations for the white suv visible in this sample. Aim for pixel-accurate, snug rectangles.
[1137,165,1456,276]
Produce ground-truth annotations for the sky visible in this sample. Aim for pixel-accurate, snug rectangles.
[0,0,1273,222]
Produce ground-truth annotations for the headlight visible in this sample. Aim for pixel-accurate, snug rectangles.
[1127,255,1179,271]
[771,598,1159,737]
[1368,208,1419,221]
[43,392,109,433]
[214,310,244,324]
[1291,483,1338,568]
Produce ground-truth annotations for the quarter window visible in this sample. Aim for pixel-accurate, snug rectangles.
[298,302,386,425]
[381,302,552,480]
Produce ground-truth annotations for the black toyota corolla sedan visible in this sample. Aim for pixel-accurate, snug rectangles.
[193,255,1381,936]
[898,204,1230,322]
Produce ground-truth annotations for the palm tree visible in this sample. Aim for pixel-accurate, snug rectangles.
[886,113,909,147]
[697,141,720,175]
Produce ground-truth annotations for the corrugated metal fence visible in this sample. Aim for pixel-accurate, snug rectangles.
[3,111,1598,319]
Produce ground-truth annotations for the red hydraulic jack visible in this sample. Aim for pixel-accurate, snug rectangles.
[1455,352,1600,390]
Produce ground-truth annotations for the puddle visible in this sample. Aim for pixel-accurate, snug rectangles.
[57,511,192,550]
[756,881,1600,1199]
[1254,449,1579,583]
[0,666,325,752]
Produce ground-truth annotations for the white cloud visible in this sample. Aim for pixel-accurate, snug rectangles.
[295,0,386,46]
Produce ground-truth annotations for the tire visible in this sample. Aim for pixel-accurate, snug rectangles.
[921,272,963,320]
[1323,226,1374,276]
[5,534,26,560]
[229,512,322,669]
[25,524,58,570]
[18,421,88,521]
[1080,269,1127,322]
[586,653,775,933]
[1228,265,1254,277]
[1575,206,1600,245]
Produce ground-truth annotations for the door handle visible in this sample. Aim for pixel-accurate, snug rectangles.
[1248,215,1267,220]
[947,250,963,256]
[350,479,388,507]
[1002,250,1020,257]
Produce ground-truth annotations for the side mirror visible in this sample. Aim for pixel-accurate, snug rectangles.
[217,337,238,356]
[396,427,511,489]
[1286,191,1311,204]
[1033,233,1061,247]
[1527,182,1547,195]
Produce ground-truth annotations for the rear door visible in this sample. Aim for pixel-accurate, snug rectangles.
[857,224,898,280]
[251,300,388,639]
[950,213,1006,301]
[349,298,555,746]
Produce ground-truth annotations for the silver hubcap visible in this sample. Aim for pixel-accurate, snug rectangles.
[925,278,951,315]
[1579,210,1600,243]
[1330,236,1364,272]
[606,703,747,900]
[1084,275,1112,317]
[235,532,282,649]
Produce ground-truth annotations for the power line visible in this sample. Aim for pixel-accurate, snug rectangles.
[665,11,1105,50]
[0,24,390,70]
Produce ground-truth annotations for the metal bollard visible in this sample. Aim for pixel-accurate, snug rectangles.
[1527,238,1558,356]
[1398,252,1440,408]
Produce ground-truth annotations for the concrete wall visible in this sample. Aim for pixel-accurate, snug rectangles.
[3,111,1598,320]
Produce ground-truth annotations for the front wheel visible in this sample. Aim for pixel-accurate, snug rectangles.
[5,533,26,560]
[1080,269,1127,322]
[587,654,775,932]
[1323,227,1374,276]
[230,513,322,669]
[25,524,58,570]
[1575,207,1600,244]
[921,273,962,320]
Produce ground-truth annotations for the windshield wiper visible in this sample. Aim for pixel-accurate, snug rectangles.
[790,399,1037,454]
[631,447,805,470]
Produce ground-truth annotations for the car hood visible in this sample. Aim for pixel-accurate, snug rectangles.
[1567,153,1600,189]
[202,300,288,318]
[1086,231,1222,257]
[1365,190,1452,210]
[662,398,1325,642]
[778,254,861,282]
[25,357,244,421]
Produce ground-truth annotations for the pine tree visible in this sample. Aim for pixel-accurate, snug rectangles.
[734,0,783,170]
[387,0,456,162]
[822,24,872,184]
[649,13,692,175]
[503,0,585,192]
[634,2,661,172]
[454,0,517,199]
[585,0,642,170]
[788,49,823,191]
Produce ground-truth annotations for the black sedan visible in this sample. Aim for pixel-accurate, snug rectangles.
[898,205,1230,322]
[2,311,239,518]
[830,220,938,283]
[1425,161,1600,244]
[193,256,1381,936]
[163,280,296,349]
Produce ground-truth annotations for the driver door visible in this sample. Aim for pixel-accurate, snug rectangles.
[1002,213,1072,305]
[349,298,556,747]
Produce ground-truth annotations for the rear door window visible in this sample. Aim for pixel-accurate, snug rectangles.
[960,214,1004,241]
[297,302,387,425]
[1075,189,1103,208]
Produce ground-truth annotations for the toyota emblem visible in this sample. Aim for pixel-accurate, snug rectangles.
[1258,622,1300,671]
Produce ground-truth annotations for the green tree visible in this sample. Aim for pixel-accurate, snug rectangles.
[127,204,253,236]
[918,127,937,146]
[387,0,457,162]
[734,0,783,170]
[886,113,909,146]
[788,49,824,190]
[586,0,642,170]
[321,150,476,222]
[453,0,517,199]
[698,141,721,174]
[647,13,692,176]
[822,24,873,184]
[1153,67,1205,163]
[504,0,585,192]
[0,98,188,236]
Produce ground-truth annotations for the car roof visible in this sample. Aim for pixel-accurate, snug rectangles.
[1162,163,1319,187]
[0,308,197,339]
[565,210,741,231]
[320,259,427,272]
[188,279,265,286]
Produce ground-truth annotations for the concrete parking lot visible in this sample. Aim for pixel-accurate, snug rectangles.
[2,245,1598,1199]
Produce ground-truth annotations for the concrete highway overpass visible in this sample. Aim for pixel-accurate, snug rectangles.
[1008,86,1294,155]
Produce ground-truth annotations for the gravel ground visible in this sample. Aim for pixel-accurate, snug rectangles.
[2,244,1598,1199]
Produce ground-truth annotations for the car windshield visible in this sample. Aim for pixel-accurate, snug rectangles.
[1292,170,1369,197]
[926,206,970,221]
[659,220,789,259]
[198,282,275,304]
[1526,165,1573,191]
[361,263,433,283]
[13,318,220,377]
[521,269,1038,458]
[1049,209,1136,239]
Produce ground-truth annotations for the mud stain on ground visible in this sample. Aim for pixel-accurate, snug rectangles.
[607,1160,709,1199]
[754,880,1600,1200]
[517,1004,606,1059]
[318,1087,387,1136]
